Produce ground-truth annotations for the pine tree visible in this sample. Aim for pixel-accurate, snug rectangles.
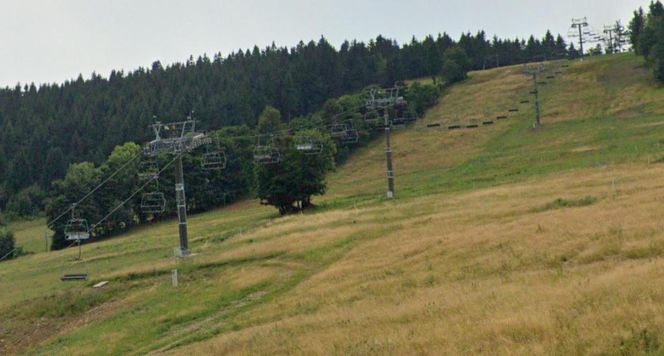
[630,8,646,54]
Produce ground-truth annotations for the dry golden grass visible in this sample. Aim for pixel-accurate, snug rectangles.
[180,164,664,355]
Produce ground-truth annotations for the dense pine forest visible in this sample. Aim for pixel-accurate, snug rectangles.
[0,30,574,220]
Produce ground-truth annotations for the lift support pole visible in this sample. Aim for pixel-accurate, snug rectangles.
[384,109,395,199]
[174,155,189,256]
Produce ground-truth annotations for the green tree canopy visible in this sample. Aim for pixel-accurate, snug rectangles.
[255,129,336,214]
[440,47,471,84]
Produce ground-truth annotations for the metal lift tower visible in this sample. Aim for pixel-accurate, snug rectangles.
[143,115,210,257]
[365,86,405,199]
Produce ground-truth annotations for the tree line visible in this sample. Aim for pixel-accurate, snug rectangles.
[630,1,664,82]
[0,29,573,218]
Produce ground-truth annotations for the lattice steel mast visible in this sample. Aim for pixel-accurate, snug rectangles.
[143,114,211,257]
[570,18,591,60]
[365,86,405,199]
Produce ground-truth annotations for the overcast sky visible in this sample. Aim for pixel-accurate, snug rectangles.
[0,0,649,88]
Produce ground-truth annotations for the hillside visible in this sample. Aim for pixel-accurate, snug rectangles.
[3,53,664,354]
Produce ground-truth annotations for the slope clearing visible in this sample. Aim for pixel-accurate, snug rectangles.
[3,53,664,355]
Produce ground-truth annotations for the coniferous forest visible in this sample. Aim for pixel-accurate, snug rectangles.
[0,30,573,227]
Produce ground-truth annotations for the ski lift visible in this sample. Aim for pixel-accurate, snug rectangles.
[202,151,227,169]
[392,113,415,128]
[363,110,381,126]
[465,119,479,129]
[254,145,280,164]
[65,217,90,241]
[294,135,323,155]
[341,129,359,144]
[330,123,349,139]
[141,173,166,214]
[141,192,167,214]
[138,158,159,180]
[253,143,280,164]
[496,115,508,120]
[329,123,359,144]
[201,137,227,170]
[482,120,494,126]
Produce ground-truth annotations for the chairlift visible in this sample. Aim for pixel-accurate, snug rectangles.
[509,108,519,112]
[496,115,508,120]
[363,111,381,126]
[138,159,159,180]
[341,129,359,144]
[427,123,442,128]
[330,123,349,139]
[65,218,90,241]
[202,151,227,170]
[466,120,479,129]
[392,114,415,127]
[482,120,494,126]
[141,192,167,214]
[253,145,281,164]
[294,136,323,155]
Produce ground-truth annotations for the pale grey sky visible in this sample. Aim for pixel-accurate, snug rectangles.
[0,0,649,87]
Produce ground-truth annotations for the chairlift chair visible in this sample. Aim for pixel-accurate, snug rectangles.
[138,159,159,180]
[330,123,349,139]
[202,151,227,170]
[253,145,281,164]
[341,129,359,144]
[141,192,167,214]
[363,111,381,126]
[466,119,480,129]
[392,111,416,126]
[295,136,323,155]
[65,218,90,241]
